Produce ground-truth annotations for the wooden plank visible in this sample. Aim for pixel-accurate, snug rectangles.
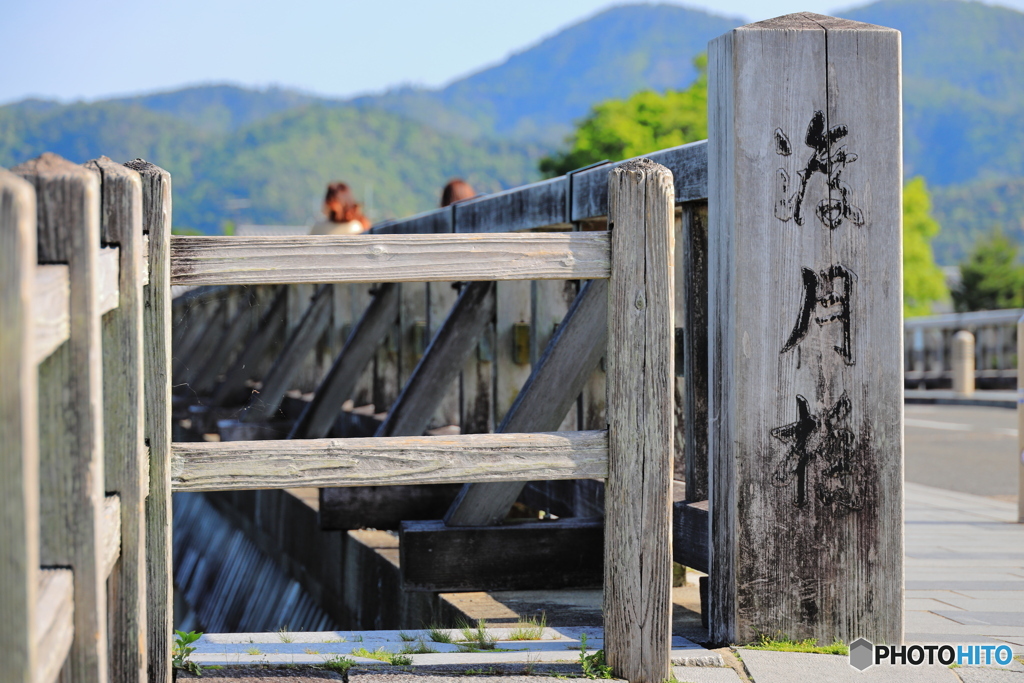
[102,494,122,580]
[319,485,463,531]
[453,177,568,233]
[459,311,495,435]
[124,158,173,683]
[571,141,708,221]
[35,569,74,683]
[289,284,399,439]
[210,287,287,407]
[604,159,674,683]
[0,168,39,683]
[169,232,610,286]
[444,279,609,527]
[427,280,462,428]
[707,14,903,645]
[33,265,70,364]
[373,314,401,413]
[681,202,709,499]
[531,279,579,429]
[494,280,532,425]
[371,206,452,235]
[398,282,428,388]
[242,284,333,422]
[399,518,603,592]
[190,290,257,394]
[673,500,709,574]
[377,282,495,438]
[348,285,376,407]
[87,156,148,681]
[15,152,109,682]
[170,430,609,491]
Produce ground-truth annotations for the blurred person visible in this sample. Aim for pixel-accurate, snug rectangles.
[440,178,475,207]
[310,182,371,235]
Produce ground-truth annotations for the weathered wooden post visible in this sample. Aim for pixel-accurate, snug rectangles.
[1017,314,1024,524]
[0,169,39,683]
[605,159,674,682]
[125,159,173,683]
[952,330,975,395]
[15,153,110,681]
[708,15,903,644]
[87,157,148,681]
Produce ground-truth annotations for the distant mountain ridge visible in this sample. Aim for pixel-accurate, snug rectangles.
[1,0,1022,249]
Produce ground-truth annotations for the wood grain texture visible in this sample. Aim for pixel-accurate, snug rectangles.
[445,278,609,527]
[169,233,610,285]
[371,206,452,235]
[170,430,609,491]
[427,280,461,429]
[377,282,495,438]
[210,287,287,407]
[494,280,532,426]
[102,494,122,579]
[681,202,709,499]
[707,15,903,645]
[398,282,428,389]
[571,141,707,221]
[35,569,74,683]
[124,158,173,683]
[0,168,39,683]
[242,284,333,422]
[87,156,148,681]
[604,159,674,683]
[289,284,399,439]
[97,246,120,314]
[399,518,603,592]
[14,153,109,683]
[33,264,70,364]
[454,177,569,233]
[673,500,709,574]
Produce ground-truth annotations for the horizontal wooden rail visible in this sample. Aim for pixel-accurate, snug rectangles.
[170,233,610,286]
[170,430,609,491]
[32,247,122,364]
[35,569,74,683]
[370,140,708,235]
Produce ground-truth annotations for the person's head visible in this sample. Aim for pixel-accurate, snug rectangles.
[323,182,370,229]
[440,178,476,207]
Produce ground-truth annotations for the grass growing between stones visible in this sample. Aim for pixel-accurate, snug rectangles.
[458,619,497,651]
[321,655,355,673]
[427,625,454,644]
[509,613,547,640]
[351,646,414,665]
[745,634,849,655]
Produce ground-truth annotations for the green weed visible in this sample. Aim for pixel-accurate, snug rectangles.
[579,634,613,679]
[172,630,203,677]
[745,633,848,655]
[508,613,547,641]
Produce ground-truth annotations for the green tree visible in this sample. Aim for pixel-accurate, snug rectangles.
[539,55,707,177]
[903,176,950,316]
[953,227,1024,311]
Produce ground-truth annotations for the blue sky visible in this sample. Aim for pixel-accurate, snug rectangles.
[4,0,1023,105]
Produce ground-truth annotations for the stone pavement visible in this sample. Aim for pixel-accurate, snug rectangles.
[184,483,1024,681]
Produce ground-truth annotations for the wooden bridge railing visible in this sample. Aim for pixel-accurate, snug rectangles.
[1,12,903,683]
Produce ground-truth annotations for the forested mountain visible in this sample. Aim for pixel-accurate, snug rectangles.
[1,0,1022,244]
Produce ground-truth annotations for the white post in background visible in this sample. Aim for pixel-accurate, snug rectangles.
[708,14,903,644]
[952,330,975,396]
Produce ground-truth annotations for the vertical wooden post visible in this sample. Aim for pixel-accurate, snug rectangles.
[707,14,903,644]
[87,157,148,681]
[681,202,709,500]
[1017,315,1024,524]
[125,159,173,683]
[0,169,39,683]
[15,153,109,682]
[604,159,674,683]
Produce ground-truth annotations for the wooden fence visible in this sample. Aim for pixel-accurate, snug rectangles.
[0,12,904,683]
